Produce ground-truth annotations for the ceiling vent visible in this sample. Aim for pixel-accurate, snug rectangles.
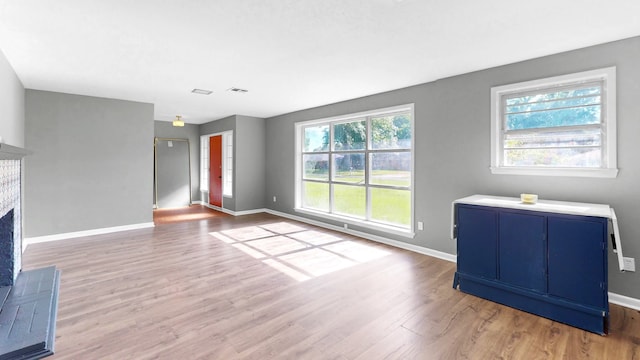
[227,87,248,93]
[191,88,213,95]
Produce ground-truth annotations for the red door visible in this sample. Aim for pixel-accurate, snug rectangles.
[209,135,223,207]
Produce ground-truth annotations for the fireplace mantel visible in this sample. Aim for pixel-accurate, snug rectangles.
[0,143,31,160]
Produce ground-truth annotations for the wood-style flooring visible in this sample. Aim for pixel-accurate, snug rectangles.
[153,205,229,225]
[22,212,640,359]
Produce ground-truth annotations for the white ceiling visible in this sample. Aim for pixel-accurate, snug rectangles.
[1,1,639,124]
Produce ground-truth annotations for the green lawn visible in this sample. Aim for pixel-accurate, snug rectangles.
[303,180,411,227]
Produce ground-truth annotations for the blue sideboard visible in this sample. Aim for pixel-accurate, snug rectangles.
[452,195,612,334]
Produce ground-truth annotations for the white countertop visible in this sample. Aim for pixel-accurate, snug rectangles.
[454,194,612,218]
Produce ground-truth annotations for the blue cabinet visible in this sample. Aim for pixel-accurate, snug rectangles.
[453,201,609,334]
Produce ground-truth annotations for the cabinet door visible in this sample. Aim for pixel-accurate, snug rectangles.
[499,212,546,292]
[457,205,497,279]
[548,216,606,308]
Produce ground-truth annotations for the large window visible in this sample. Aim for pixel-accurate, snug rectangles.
[490,67,617,178]
[295,104,414,235]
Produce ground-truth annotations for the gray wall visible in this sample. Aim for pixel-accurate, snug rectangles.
[199,115,266,212]
[265,36,640,299]
[25,90,154,237]
[0,49,25,147]
[154,121,200,202]
[235,115,266,211]
[155,139,191,208]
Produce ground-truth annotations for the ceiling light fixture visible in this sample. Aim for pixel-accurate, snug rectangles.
[172,115,185,127]
[227,87,248,93]
[191,88,213,95]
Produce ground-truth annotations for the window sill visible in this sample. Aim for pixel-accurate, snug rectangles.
[295,207,415,239]
[490,166,619,178]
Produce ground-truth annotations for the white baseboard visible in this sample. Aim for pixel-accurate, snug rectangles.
[235,208,268,216]
[199,202,266,216]
[264,209,456,263]
[609,292,640,311]
[24,222,155,249]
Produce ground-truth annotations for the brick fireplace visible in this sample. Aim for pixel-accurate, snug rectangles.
[0,153,23,286]
[0,143,60,359]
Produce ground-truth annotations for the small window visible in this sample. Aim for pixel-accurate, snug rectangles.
[490,67,618,178]
[223,132,233,197]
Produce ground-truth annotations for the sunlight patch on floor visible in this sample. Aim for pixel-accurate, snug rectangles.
[209,222,391,282]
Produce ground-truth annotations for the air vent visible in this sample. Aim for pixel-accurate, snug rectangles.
[227,87,248,93]
[191,88,213,95]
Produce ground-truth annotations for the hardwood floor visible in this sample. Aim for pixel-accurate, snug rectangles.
[153,205,229,225]
[23,213,640,359]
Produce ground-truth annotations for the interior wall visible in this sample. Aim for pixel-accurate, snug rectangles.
[24,90,154,237]
[235,115,266,211]
[265,36,640,299]
[154,121,200,202]
[0,48,25,147]
[199,115,266,213]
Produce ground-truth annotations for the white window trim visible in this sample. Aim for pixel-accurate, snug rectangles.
[490,67,618,178]
[294,103,415,237]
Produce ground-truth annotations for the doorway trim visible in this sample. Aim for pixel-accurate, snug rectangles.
[200,131,233,207]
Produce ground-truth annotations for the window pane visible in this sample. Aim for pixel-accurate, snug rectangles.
[333,120,366,150]
[505,85,600,106]
[504,148,601,167]
[304,125,329,152]
[506,94,600,114]
[371,188,410,227]
[505,105,601,130]
[504,85,602,131]
[303,154,329,180]
[371,113,412,149]
[303,181,329,211]
[370,152,411,187]
[333,184,365,218]
[505,128,601,149]
[332,153,364,183]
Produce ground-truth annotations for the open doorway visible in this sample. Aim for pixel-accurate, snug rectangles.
[154,137,191,208]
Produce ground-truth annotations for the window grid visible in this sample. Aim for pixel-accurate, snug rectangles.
[500,81,605,168]
[200,136,209,192]
[490,67,617,178]
[298,105,413,230]
[223,132,233,197]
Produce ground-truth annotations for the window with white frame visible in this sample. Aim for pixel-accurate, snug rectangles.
[223,132,233,197]
[295,104,414,235]
[200,131,233,197]
[490,67,617,178]
[200,135,209,193]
